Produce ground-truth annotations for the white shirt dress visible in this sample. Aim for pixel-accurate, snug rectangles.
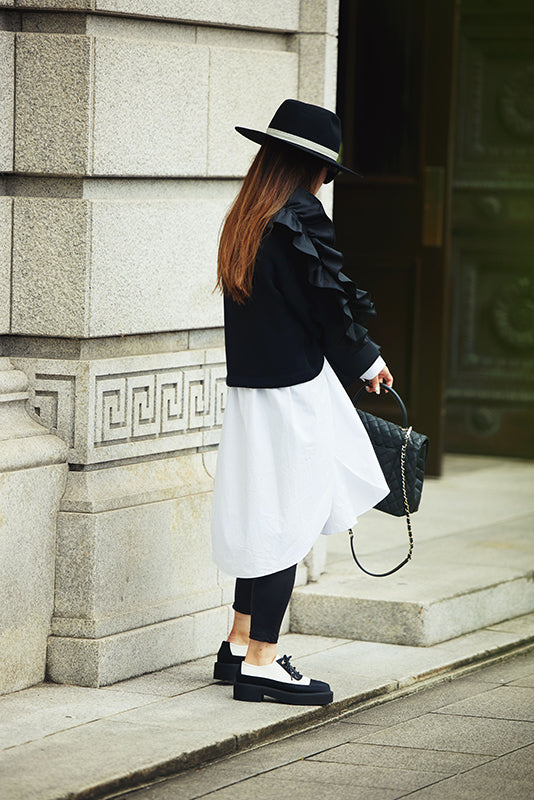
[211,357,389,578]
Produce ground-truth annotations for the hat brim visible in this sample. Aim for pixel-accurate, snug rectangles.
[235,126,363,178]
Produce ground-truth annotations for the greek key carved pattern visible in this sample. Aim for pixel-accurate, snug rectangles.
[94,365,226,446]
[13,355,227,464]
[32,374,77,447]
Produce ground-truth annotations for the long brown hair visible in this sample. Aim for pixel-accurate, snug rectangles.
[217,139,325,303]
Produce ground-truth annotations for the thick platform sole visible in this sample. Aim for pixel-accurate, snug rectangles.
[213,661,240,683]
[233,680,333,706]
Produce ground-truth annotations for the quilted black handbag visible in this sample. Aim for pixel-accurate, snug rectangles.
[349,384,429,576]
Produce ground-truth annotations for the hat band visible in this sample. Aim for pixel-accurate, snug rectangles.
[265,127,339,161]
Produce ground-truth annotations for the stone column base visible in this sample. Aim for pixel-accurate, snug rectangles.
[45,450,237,687]
[47,605,231,688]
[0,358,68,695]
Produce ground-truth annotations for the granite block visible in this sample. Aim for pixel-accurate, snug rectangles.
[203,449,218,480]
[189,604,230,662]
[47,606,229,686]
[0,434,68,472]
[0,32,14,171]
[219,570,235,607]
[53,488,219,637]
[59,450,213,514]
[94,1,300,31]
[188,327,224,351]
[92,38,209,176]
[86,14,196,44]
[0,361,68,695]
[207,47,298,176]
[196,26,289,52]
[16,1,91,8]
[300,0,340,35]
[11,198,91,336]
[0,461,67,694]
[14,33,91,174]
[291,563,534,645]
[298,33,338,110]
[21,11,89,34]
[88,194,224,334]
[10,187,228,338]
[0,197,12,333]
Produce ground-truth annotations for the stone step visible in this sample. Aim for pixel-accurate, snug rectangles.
[290,521,534,647]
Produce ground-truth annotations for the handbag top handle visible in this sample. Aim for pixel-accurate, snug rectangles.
[352,383,409,428]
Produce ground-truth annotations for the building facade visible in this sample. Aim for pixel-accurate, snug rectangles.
[0,0,337,693]
[3,0,532,698]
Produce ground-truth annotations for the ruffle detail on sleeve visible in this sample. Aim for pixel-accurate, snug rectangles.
[272,187,376,347]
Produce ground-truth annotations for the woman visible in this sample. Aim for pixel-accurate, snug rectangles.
[211,99,393,706]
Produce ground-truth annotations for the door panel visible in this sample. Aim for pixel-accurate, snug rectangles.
[445,0,534,457]
[335,0,459,475]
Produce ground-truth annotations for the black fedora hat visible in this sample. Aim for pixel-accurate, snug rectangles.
[236,98,362,181]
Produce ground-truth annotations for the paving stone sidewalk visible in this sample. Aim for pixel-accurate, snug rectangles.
[1,620,533,800]
[113,647,534,800]
[1,454,533,800]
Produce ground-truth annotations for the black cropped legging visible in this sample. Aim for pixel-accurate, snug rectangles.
[232,564,297,644]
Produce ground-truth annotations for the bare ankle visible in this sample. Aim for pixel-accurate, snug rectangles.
[245,639,277,666]
[227,634,249,647]
[228,610,251,647]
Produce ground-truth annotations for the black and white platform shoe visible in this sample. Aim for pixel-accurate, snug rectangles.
[233,654,333,705]
[213,640,247,683]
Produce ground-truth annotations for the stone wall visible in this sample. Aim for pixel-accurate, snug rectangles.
[0,358,68,694]
[0,1,338,689]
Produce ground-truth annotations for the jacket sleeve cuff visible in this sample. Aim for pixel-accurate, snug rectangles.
[360,355,386,381]
[325,338,382,387]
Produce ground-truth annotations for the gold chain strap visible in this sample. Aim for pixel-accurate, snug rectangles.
[400,426,414,562]
[348,424,414,577]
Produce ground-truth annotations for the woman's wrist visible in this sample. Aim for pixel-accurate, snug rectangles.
[359,355,386,382]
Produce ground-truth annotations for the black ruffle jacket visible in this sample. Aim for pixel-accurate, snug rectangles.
[224,186,381,388]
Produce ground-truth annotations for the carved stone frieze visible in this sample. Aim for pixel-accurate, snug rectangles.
[11,348,227,465]
[33,373,77,448]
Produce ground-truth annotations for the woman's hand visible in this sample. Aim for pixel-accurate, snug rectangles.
[366,365,394,394]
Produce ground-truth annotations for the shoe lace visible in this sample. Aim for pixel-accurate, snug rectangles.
[279,654,302,680]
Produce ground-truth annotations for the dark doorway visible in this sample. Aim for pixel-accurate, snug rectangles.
[445,0,534,458]
[335,0,459,475]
